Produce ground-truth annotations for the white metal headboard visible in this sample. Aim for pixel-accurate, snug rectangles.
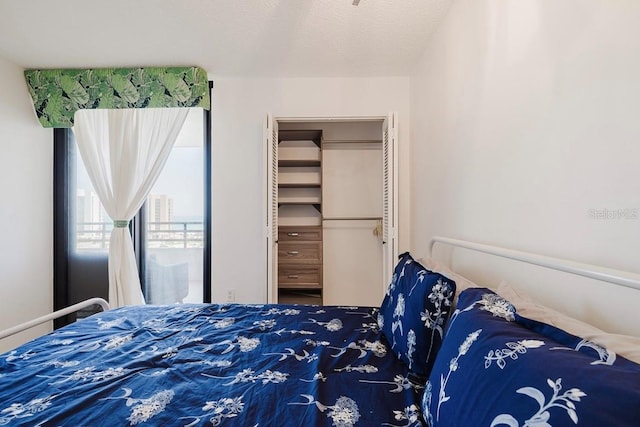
[429,236,640,292]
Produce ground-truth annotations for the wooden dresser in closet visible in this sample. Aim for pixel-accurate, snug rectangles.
[278,226,322,304]
[276,128,323,304]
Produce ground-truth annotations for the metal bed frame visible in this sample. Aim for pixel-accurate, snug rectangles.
[429,236,640,291]
[0,297,109,340]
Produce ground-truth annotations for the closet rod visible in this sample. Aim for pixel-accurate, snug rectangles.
[323,217,382,221]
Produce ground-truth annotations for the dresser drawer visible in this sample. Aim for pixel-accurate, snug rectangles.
[278,265,322,289]
[278,241,322,263]
[279,226,322,242]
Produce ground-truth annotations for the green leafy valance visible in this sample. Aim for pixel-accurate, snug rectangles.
[24,66,210,128]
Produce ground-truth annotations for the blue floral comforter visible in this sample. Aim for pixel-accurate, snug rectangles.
[0,304,423,426]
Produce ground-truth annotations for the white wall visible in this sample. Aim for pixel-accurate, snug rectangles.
[411,0,640,335]
[0,56,53,351]
[211,77,410,303]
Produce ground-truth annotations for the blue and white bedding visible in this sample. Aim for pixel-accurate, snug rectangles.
[4,254,638,426]
[422,288,640,426]
[0,304,423,426]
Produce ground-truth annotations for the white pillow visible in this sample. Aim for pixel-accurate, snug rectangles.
[422,257,481,293]
[496,281,640,364]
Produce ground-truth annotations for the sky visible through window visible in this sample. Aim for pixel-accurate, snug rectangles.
[75,109,204,223]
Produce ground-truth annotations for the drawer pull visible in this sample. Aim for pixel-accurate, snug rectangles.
[287,232,299,237]
[287,251,299,255]
[287,275,299,279]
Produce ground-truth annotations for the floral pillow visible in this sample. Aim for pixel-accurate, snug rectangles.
[421,288,640,426]
[378,252,456,380]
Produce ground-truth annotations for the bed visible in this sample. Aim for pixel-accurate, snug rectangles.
[0,303,425,426]
[1,237,639,426]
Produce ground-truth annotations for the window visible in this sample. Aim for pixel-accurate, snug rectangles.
[143,109,206,304]
[54,91,212,326]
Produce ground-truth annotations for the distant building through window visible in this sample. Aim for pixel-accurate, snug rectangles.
[149,194,174,231]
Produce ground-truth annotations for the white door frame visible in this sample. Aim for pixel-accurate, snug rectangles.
[265,114,399,303]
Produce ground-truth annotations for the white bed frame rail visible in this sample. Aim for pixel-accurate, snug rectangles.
[429,236,640,291]
[0,297,110,341]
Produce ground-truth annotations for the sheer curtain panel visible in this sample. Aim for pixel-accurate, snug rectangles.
[73,108,189,307]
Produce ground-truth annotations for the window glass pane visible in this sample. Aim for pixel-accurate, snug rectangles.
[74,143,111,253]
[145,109,204,304]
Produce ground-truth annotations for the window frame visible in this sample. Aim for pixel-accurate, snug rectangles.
[53,84,213,326]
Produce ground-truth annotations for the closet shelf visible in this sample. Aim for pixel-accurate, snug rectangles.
[278,187,321,203]
[279,159,321,167]
[278,217,322,227]
[279,197,321,203]
[279,200,321,206]
[279,129,322,147]
[279,183,321,188]
[279,167,321,187]
[279,202,321,214]
[279,146,321,166]
[322,139,382,144]
[278,283,323,290]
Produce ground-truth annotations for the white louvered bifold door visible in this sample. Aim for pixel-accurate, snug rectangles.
[382,112,399,291]
[265,114,278,303]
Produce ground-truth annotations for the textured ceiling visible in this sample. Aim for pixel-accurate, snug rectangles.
[0,0,452,77]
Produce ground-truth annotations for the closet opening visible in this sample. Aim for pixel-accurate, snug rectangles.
[265,115,398,307]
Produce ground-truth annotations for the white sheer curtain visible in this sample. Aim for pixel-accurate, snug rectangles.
[73,108,189,308]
